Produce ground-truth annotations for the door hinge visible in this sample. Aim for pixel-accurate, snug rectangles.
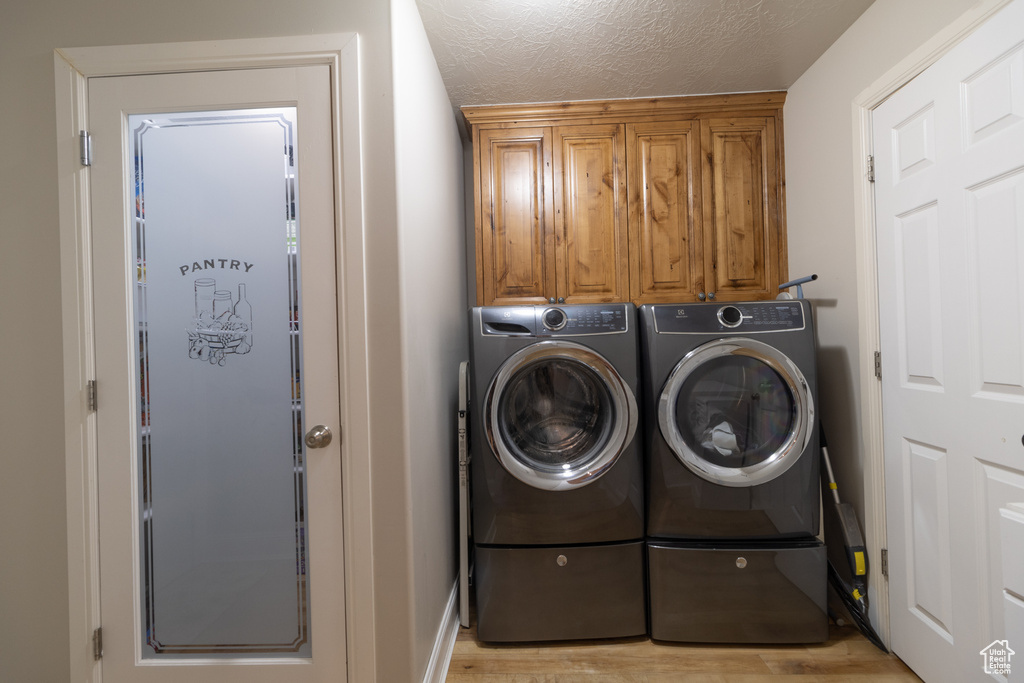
[881,548,889,578]
[79,131,92,167]
[874,351,882,380]
[86,380,97,412]
[866,154,875,183]
[92,627,103,660]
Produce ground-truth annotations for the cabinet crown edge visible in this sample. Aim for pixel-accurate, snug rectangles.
[461,91,786,128]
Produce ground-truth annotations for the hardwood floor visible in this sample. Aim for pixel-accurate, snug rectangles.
[446,616,922,682]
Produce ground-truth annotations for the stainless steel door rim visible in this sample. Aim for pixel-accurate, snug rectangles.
[658,337,814,487]
[485,340,638,491]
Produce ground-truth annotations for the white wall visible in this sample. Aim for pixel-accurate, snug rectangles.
[391,0,468,679]
[0,1,461,681]
[784,0,981,619]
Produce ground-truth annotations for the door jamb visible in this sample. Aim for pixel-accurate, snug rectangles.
[54,34,374,683]
[850,0,1014,649]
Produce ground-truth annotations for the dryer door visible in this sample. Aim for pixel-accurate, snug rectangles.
[658,338,813,487]
[485,340,638,491]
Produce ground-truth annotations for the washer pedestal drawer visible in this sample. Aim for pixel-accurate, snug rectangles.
[474,541,646,642]
[648,541,827,643]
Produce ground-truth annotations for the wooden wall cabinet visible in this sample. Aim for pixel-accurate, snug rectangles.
[465,93,788,307]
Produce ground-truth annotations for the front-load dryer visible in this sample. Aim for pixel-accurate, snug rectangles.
[469,303,645,642]
[639,300,827,643]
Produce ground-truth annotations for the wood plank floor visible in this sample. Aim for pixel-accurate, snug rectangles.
[446,616,922,682]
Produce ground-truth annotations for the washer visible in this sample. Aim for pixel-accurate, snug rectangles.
[469,303,646,642]
[640,300,827,643]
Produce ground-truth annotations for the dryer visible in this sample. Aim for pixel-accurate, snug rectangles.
[469,303,646,642]
[640,300,827,643]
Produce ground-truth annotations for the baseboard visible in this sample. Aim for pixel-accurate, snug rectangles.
[422,580,461,683]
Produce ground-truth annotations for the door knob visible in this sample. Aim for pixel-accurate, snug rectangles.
[304,424,333,449]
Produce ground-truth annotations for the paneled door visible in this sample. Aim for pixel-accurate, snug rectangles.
[873,0,1024,680]
[89,65,346,682]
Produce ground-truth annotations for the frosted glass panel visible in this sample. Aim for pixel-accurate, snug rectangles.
[130,109,310,658]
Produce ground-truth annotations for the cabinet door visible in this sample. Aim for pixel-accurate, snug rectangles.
[552,124,629,304]
[476,128,555,305]
[702,116,787,301]
[626,121,703,304]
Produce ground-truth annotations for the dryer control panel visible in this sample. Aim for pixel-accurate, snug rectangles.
[480,304,631,336]
[653,301,806,334]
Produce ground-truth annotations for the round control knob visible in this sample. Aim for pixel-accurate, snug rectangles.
[718,305,743,328]
[542,307,567,330]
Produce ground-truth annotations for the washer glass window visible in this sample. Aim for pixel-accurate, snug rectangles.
[674,355,794,469]
[658,338,813,487]
[497,358,614,471]
[486,340,638,491]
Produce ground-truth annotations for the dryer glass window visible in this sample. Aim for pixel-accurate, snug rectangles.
[674,356,794,469]
[497,358,615,472]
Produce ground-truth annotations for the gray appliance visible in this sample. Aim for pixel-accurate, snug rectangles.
[640,300,827,643]
[469,303,645,642]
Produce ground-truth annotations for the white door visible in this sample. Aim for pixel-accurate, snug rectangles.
[89,65,346,682]
[873,0,1024,680]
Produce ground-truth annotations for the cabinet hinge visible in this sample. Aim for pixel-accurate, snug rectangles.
[881,548,889,578]
[866,154,875,183]
[92,627,103,660]
[86,380,97,412]
[874,351,882,380]
[80,131,92,167]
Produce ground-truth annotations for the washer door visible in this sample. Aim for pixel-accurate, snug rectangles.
[658,338,814,487]
[485,340,638,491]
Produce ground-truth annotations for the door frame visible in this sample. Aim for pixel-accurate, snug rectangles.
[850,0,1014,648]
[55,34,374,683]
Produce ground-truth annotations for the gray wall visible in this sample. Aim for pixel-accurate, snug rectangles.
[0,0,464,681]
[392,0,468,678]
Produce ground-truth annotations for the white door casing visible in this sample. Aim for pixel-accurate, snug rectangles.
[55,36,373,683]
[873,0,1024,679]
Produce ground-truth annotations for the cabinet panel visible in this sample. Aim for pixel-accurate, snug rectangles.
[477,128,555,305]
[627,121,703,303]
[703,117,784,301]
[465,95,789,307]
[553,124,628,303]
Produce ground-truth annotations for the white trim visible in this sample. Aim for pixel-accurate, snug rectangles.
[421,582,461,683]
[55,34,374,683]
[850,0,1015,649]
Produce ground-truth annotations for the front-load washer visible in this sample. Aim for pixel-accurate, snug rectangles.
[639,300,827,643]
[469,303,646,642]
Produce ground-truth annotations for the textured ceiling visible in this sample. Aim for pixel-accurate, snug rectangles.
[415,0,876,111]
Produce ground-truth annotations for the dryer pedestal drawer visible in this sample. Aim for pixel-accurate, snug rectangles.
[648,541,827,643]
[474,541,647,642]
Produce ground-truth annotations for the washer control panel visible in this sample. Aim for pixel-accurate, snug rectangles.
[480,303,631,336]
[653,301,806,334]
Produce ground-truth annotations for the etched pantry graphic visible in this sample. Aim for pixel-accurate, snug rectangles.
[188,277,254,366]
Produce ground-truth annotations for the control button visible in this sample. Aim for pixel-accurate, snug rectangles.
[718,305,743,328]
[542,307,567,331]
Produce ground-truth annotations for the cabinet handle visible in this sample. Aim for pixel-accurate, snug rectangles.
[548,297,556,304]
[708,292,716,300]
[557,297,565,304]
[697,292,706,301]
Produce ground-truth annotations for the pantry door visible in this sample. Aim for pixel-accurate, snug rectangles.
[873,0,1024,680]
[89,65,346,683]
